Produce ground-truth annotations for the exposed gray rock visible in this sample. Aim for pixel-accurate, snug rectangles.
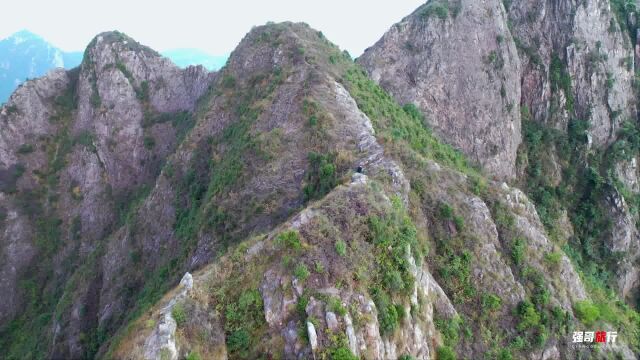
[143,311,178,360]
[508,0,636,145]
[499,183,588,309]
[605,188,640,301]
[306,321,318,352]
[325,311,339,331]
[359,0,522,180]
[615,157,639,193]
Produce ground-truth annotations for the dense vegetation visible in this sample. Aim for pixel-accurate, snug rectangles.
[518,52,640,351]
[1,72,80,359]
[8,18,640,359]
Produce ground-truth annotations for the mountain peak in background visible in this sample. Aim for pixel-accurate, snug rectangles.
[7,29,44,43]
[0,30,228,104]
[0,30,83,103]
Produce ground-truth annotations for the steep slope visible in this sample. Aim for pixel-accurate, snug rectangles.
[0,30,82,104]
[0,31,214,359]
[2,13,640,360]
[360,0,640,327]
[109,23,638,359]
[358,0,522,180]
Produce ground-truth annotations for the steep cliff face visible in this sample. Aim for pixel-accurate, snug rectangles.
[3,5,640,360]
[0,31,214,359]
[359,0,637,178]
[360,0,640,319]
[358,0,522,180]
[508,0,635,144]
[107,23,637,359]
[506,0,640,308]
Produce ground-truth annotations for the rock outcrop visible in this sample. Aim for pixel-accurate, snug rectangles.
[359,0,522,180]
[360,0,640,318]
[0,31,215,359]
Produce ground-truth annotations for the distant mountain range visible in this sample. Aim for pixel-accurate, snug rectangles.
[0,30,82,104]
[161,48,228,70]
[0,30,227,103]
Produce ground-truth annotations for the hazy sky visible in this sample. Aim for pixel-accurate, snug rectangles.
[0,0,424,56]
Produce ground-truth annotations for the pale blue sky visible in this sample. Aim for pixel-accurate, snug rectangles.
[1,0,425,56]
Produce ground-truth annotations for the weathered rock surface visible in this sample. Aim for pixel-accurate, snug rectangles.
[0,31,215,359]
[508,0,635,145]
[2,7,640,360]
[359,0,522,180]
[360,0,640,322]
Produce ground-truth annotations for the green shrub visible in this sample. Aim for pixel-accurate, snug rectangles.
[516,300,540,330]
[481,293,502,312]
[171,303,187,327]
[222,74,236,88]
[223,288,264,356]
[384,270,405,291]
[399,355,416,360]
[137,81,150,101]
[276,230,302,250]
[543,251,562,268]
[335,239,347,256]
[497,348,513,360]
[328,297,347,316]
[402,103,423,121]
[17,144,34,154]
[6,104,19,115]
[437,251,475,303]
[325,332,358,360]
[74,131,97,152]
[186,351,202,360]
[439,202,454,220]
[330,347,358,360]
[143,136,155,149]
[435,315,462,347]
[436,346,456,360]
[303,152,337,201]
[511,237,525,267]
[510,336,525,349]
[227,329,249,353]
[115,62,134,82]
[420,2,449,20]
[294,263,310,281]
[549,54,574,111]
[453,215,464,231]
[533,325,549,348]
[492,203,515,230]
[371,288,399,334]
[90,91,101,108]
[574,300,600,325]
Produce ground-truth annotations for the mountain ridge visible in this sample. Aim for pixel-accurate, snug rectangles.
[1,1,640,359]
[0,30,228,105]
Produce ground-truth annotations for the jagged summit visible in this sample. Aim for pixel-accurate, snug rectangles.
[358,0,521,181]
[84,30,160,59]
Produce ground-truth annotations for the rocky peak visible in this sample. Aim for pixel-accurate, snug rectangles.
[358,0,522,180]
[0,31,215,359]
[84,31,160,60]
[104,19,636,359]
